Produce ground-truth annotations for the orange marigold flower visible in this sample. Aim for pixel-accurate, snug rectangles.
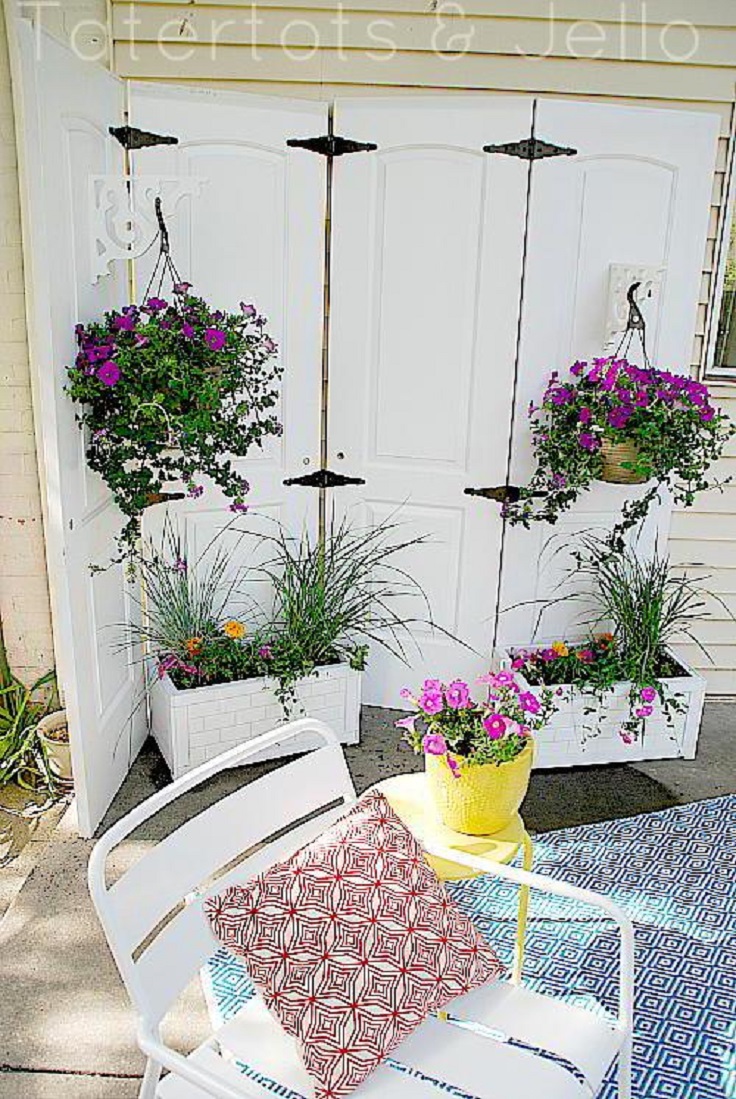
[551,641,569,657]
[185,636,203,656]
[597,631,615,645]
[223,619,246,640]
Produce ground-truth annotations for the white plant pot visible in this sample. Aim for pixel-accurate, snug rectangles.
[501,646,706,768]
[148,662,361,779]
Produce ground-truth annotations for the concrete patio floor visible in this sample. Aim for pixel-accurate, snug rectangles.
[0,701,734,1098]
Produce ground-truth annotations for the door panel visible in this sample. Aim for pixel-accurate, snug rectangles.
[329,98,532,707]
[15,25,146,836]
[499,100,720,647]
[128,84,326,572]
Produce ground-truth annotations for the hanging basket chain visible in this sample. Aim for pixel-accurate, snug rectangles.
[141,197,185,303]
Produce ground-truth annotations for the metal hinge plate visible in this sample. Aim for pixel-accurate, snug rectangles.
[483,137,577,161]
[109,125,178,151]
[284,468,366,489]
[286,134,378,157]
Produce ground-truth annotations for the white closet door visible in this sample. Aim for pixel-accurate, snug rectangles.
[128,85,326,573]
[329,98,532,707]
[499,100,720,646]
[15,25,146,835]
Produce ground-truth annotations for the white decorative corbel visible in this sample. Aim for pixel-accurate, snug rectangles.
[89,175,205,283]
[603,264,666,353]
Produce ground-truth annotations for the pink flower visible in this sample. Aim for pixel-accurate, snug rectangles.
[422,732,448,756]
[578,406,593,425]
[634,390,649,408]
[97,360,120,386]
[418,690,444,716]
[258,644,274,660]
[173,281,192,295]
[519,691,541,715]
[240,302,257,318]
[579,432,600,452]
[483,713,508,740]
[640,686,657,703]
[700,406,715,422]
[492,670,516,687]
[399,687,414,700]
[204,327,226,351]
[511,658,525,671]
[181,322,195,339]
[635,705,653,719]
[446,755,461,779]
[423,678,442,691]
[445,679,471,709]
[620,732,633,745]
[263,337,278,355]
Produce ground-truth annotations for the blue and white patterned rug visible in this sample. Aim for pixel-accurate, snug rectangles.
[203,795,736,1098]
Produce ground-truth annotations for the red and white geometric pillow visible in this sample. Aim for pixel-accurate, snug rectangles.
[205,790,504,1099]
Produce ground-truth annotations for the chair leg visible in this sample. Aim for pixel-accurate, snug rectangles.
[617,1035,632,1099]
[139,1057,163,1099]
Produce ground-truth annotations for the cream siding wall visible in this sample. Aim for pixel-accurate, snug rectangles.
[3,3,735,691]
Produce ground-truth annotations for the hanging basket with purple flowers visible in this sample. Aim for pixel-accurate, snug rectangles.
[504,356,734,533]
[67,284,283,554]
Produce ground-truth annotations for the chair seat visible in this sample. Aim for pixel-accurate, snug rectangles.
[158,982,623,1099]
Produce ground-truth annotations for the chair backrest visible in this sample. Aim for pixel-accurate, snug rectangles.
[89,719,357,1026]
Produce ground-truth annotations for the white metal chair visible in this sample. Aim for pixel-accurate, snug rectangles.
[89,719,634,1099]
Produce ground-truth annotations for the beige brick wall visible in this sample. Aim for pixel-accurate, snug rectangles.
[0,5,54,684]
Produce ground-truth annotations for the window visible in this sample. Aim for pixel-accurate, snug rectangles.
[712,211,736,377]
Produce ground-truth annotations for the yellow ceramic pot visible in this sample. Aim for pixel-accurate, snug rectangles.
[425,743,534,836]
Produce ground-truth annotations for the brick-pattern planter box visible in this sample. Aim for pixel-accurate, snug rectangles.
[148,663,361,779]
[501,647,706,768]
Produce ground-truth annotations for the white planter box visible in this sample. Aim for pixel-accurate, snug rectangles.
[148,663,361,779]
[501,646,706,769]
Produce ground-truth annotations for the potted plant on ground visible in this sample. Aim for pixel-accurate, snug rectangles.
[67,283,282,555]
[126,516,432,777]
[501,537,716,767]
[503,356,734,533]
[0,616,62,794]
[398,673,557,835]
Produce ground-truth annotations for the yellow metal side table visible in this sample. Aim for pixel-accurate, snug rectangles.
[374,772,534,983]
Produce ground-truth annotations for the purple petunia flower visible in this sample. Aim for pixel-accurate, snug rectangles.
[173,281,192,295]
[229,501,248,514]
[187,484,204,499]
[418,690,444,716]
[97,360,120,387]
[145,297,168,313]
[608,406,633,429]
[551,473,567,488]
[540,648,558,662]
[640,686,657,703]
[112,313,136,332]
[578,407,593,425]
[263,337,278,355]
[181,322,195,339]
[422,732,448,756]
[259,644,274,660]
[240,302,257,318]
[634,390,649,408]
[635,705,653,719]
[204,328,226,351]
[519,691,541,715]
[570,360,586,376]
[579,432,600,452]
[483,713,508,740]
[445,679,471,710]
[700,406,715,422]
[395,715,417,733]
[548,386,574,406]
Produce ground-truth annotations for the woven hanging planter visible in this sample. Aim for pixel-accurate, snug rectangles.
[145,491,186,508]
[599,438,648,485]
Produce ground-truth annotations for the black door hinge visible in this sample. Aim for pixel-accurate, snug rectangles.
[483,137,576,161]
[109,125,178,151]
[464,485,522,504]
[284,469,366,489]
[287,134,377,157]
